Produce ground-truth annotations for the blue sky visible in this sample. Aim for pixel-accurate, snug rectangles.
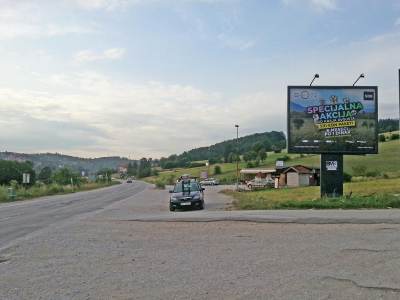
[0,0,399,158]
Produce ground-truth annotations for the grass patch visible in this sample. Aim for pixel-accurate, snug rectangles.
[222,178,400,210]
[0,181,120,203]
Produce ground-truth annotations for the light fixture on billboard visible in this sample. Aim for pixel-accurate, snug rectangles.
[310,73,319,86]
[353,73,365,86]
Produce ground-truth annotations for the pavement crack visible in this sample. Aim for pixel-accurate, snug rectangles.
[341,248,395,253]
[322,276,400,293]
[0,257,9,263]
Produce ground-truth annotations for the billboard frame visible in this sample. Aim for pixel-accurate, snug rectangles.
[287,85,379,155]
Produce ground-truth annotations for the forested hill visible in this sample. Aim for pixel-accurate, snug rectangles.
[0,152,132,173]
[160,131,286,169]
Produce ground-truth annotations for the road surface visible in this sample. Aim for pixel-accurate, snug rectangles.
[1,182,400,299]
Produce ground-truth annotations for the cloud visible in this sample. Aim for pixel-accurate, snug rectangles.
[282,0,337,12]
[395,17,400,26]
[0,2,96,39]
[0,70,283,158]
[74,48,126,63]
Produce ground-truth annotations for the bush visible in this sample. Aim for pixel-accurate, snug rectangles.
[366,170,380,177]
[214,165,222,175]
[190,162,206,168]
[155,179,165,189]
[277,155,290,162]
[343,172,352,182]
[379,134,386,142]
[246,162,254,168]
[390,133,399,140]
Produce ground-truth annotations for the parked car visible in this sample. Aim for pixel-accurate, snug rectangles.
[169,179,205,211]
[246,178,274,190]
[126,178,133,183]
[200,178,219,186]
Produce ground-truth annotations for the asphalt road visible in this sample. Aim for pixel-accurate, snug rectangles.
[1,182,400,299]
[0,181,147,249]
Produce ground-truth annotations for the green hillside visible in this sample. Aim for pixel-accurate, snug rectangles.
[147,137,400,184]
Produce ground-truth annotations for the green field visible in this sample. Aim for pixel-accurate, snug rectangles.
[222,178,400,209]
[146,137,400,184]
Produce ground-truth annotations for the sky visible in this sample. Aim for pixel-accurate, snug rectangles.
[0,0,399,159]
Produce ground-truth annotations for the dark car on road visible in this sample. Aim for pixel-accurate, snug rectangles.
[169,179,205,211]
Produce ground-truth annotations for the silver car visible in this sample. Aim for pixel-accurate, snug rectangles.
[200,178,219,186]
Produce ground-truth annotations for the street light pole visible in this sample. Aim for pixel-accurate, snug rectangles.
[310,73,319,86]
[353,73,365,86]
[235,124,239,191]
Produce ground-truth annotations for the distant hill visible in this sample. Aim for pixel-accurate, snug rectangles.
[0,152,133,174]
[159,131,286,169]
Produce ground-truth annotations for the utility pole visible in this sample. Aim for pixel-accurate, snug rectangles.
[235,124,239,191]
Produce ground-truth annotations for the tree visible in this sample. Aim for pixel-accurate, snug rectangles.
[258,149,267,161]
[252,142,263,153]
[127,161,138,176]
[0,160,36,185]
[38,167,52,184]
[137,158,152,178]
[52,168,80,185]
[214,165,222,175]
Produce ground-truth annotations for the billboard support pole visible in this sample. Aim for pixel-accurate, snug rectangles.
[320,154,343,198]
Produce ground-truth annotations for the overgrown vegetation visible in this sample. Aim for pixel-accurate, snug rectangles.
[0,181,119,203]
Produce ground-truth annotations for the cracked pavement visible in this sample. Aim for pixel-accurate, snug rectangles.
[1,182,400,299]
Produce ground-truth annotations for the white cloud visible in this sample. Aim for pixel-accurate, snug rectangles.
[0,2,96,39]
[74,48,126,63]
[0,70,283,158]
[395,17,400,26]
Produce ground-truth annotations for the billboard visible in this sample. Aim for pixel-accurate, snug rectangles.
[287,86,378,154]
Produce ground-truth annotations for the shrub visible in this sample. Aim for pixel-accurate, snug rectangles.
[366,170,380,177]
[379,134,386,142]
[390,133,399,140]
[246,162,254,168]
[155,179,166,189]
[277,155,290,162]
[214,165,222,175]
[343,172,352,182]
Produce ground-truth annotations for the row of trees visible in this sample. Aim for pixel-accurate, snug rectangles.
[127,158,154,178]
[0,160,36,186]
[0,160,92,186]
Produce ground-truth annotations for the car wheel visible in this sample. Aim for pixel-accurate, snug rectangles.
[199,202,204,210]
[169,206,175,212]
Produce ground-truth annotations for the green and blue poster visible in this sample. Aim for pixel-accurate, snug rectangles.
[287,86,378,154]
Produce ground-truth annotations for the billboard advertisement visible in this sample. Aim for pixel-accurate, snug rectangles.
[287,86,378,154]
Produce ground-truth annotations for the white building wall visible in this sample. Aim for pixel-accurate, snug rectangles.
[286,172,299,187]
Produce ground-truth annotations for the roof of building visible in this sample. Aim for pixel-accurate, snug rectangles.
[240,168,276,174]
[282,165,319,174]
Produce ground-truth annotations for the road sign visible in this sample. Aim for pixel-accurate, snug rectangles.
[22,173,30,184]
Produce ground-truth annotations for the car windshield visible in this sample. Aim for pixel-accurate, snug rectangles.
[173,181,200,193]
